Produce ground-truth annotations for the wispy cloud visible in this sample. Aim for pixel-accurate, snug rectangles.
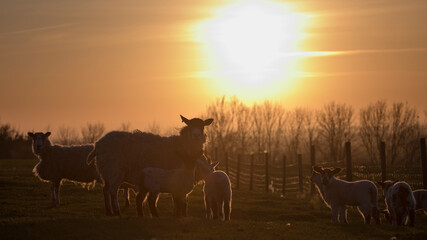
[0,23,73,36]
[287,48,427,58]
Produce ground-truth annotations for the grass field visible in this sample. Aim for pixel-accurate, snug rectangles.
[1,159,426,240]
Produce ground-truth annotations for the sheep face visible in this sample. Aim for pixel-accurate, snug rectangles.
[28,132,51,155]
[310,170,323,187]
[180,115,213,150]
[313,166,341,186]
[195,157,218,182]
[377,180,398,196]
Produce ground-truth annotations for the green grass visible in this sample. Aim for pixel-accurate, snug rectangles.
[1,159,426,240]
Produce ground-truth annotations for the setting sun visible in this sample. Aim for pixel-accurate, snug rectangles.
[194,0,310,101]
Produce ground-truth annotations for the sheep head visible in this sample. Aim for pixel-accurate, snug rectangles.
[376,180,399,196]
[312,166,341,186]
[28,132,52,155]
[179,115,213,156]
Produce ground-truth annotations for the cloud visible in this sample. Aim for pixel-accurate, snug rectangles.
[0,23,74,36]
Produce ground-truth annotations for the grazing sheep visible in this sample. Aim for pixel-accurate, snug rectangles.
[311,166,380,224]
[377,180,416,226]
[197,161,232,221]
[28,132,100,207]
[413,189,427,215]
[87,115,213,216]
[28,131,136,207]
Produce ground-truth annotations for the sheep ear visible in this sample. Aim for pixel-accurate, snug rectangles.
[211,161,219,169]
[392,180,399,185]
[332,168,342,175]
[180,115,190,125]
[45,132,51,137]
[313,166,323,174]
[27,132,35,138]
[203,118,213,126]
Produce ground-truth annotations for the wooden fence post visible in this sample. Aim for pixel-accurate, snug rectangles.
[237,154,241,189]
[282,155,286,195]
[310,145,315,197]
[298,154,303,192]
[265,151,269,193]
[250,153,254,191]
[225,152,229,175]
[345,142,352,181]
[380,141,386,182]
[421,138,427,189]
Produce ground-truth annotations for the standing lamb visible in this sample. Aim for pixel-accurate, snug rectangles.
[413,189,427,215]
[377,180,416,226]
[87,115,213,216]
[197,160,232,221]
[28,131,136,207]
[311,166,380,224]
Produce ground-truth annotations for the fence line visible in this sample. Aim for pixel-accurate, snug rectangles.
[211,138,427,196]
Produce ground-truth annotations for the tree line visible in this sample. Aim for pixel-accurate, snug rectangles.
[203,97,426,166]
[1,97,425,165]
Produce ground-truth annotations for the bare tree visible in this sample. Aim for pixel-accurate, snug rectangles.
[118,122,132,131]
[284,108,306,162]
[230,97,250,154]
[56,125,80,145]
[251,102,265,153]
[146,121,161,135]
[206,96,235,157]
[317,102,354,162]
[388,102,418,165]
[81,122,105,144]
[359,100,389,164]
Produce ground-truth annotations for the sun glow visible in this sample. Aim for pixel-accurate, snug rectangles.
[194,0,311,101]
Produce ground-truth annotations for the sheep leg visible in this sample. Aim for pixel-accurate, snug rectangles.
[181,196,188,217]
[123,187,130,208]
[372,207,381,225]
[54,180,61,206]
[218,201,224,221]
[204,196,211,219]
[103,183,114,216]
[148,193,159,217]
[50,182,57,207]
[211,200,218,220]
[172,196,181,218]
[358,206,371,224]
[110,185,121,217]
[338,206,348,224]
[331,206,339,224]
[224,200,231,221]
[408,209,415,227]
[136,190,147,217]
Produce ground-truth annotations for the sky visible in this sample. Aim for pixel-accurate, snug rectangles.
[0,0,426,134]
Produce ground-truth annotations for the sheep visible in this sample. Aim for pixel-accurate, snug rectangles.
[413,189,427,215]
[28,131,136,207]
[87,115,213,216]
[28,131,101,207]
[377,180,416,226]
[135,157,210,218]
[196,159,232,221]
[311,166,380,224]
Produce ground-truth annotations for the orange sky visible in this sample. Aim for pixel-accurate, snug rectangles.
[0,0,426,134]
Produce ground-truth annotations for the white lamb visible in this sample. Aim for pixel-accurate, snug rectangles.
[311,166,380,224]
[377,180,416,226]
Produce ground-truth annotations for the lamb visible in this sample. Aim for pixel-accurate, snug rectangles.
[135,158,206,218]
[196,160,232,221]
[311,166,380,224]
[87,115,213,216]
[28,131,136,207]
[413,189,427,215]
[377,180,416,226]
